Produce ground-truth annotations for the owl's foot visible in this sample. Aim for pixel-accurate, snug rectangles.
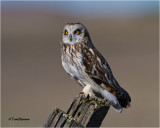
[81,84,95,97]
[78,92,90,104]
[79,92,90,99]
[78,92,109,107]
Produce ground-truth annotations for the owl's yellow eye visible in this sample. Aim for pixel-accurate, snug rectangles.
[75,30,79,34]
[74,29,81,35]
[65,30,68,35]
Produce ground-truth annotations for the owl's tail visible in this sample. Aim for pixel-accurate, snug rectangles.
[117,87,131,108]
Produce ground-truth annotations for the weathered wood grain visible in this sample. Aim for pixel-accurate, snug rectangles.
[43,95,110,127]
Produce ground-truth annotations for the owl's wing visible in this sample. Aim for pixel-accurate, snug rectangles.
[82,47,116,89]
[82,47,131,108]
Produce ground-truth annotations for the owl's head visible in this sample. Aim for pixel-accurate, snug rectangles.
[62,22,90,44]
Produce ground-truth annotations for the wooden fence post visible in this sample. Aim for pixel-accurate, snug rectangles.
[43,95,110,127]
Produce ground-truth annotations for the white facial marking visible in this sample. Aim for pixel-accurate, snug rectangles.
[62,24,85,44]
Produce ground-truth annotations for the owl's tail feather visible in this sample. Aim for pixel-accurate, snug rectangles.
[117,87,131,109]
[100,89,124,113]
[110,87,131,113]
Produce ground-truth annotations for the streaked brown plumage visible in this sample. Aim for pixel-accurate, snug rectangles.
[61,22,131,113]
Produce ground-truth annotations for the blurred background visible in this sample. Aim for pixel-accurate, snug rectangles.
[1,1,159,127]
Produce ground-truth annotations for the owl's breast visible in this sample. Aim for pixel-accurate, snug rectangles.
[61,46,84,80]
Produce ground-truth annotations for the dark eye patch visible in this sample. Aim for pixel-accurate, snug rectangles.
[74,29,81,35]
[64,30,68,35]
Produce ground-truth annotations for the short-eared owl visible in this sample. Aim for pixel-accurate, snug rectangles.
[60,22,131,113]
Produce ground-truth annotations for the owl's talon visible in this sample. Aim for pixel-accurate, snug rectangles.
[79,92,85,97]
[79,92,89,99]
[86,94,90,99]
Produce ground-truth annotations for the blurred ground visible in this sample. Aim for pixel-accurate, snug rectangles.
[1,1,159,127]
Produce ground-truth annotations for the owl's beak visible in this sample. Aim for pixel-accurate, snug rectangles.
[69,34,72,41]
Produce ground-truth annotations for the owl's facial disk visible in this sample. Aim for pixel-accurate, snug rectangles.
[62,25,85,44]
